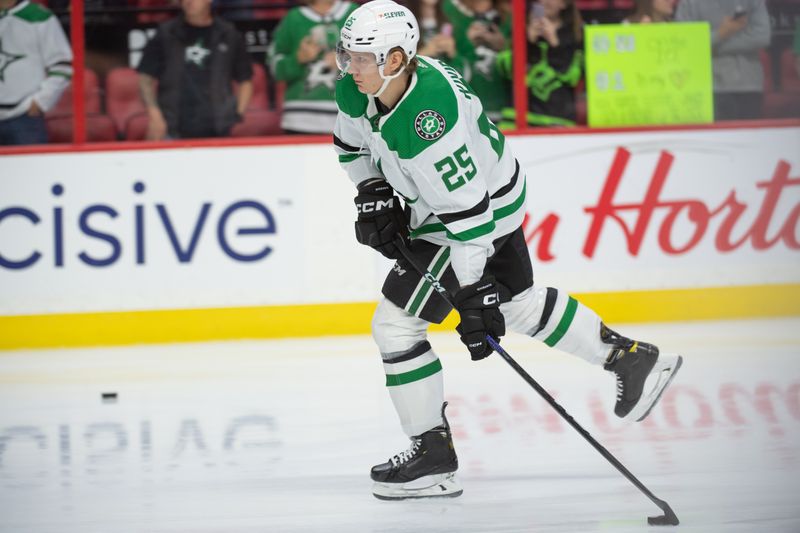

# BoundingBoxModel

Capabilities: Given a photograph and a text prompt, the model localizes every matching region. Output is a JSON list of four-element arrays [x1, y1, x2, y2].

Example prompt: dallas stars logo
[[414, 110, 445, 140], [185, 40, 211, 67], [0, 38, 25, 82]]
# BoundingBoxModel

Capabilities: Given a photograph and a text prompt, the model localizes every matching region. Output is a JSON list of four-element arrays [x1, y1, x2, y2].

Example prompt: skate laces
[[615, 373, 624, 400], [390, 438, 421, 467]]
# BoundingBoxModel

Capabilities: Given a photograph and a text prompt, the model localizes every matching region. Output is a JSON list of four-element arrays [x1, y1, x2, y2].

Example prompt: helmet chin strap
[[372, 62, 405, 98]]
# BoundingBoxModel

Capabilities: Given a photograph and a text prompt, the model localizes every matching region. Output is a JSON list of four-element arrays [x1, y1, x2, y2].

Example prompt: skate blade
[[372, 472, 463, 501], [627, 353, 683, 422]]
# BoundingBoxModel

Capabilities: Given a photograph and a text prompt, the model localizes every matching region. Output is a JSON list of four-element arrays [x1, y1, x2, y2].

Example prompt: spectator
[[675, 0, 771, 121], [137, 0, 253, 140], [0, 0, 72, 145], [496, 0, 583, 128], [406, 0, 461, 69], [442, 0, 510, 121], [623, 0, 675, 24], [268, 0, 357, 134]]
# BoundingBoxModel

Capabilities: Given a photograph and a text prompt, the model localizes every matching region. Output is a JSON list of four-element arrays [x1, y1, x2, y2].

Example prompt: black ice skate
[[371, 402, 462, 500], [602, 324, 683, 422]]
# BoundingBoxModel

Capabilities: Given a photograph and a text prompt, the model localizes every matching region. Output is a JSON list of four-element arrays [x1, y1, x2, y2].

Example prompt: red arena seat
[[46, 114, 117, 143], [231, 109, 283, 137], [233, 63, 270, 111], [47, 68, 101, 118], [106, 67, 147, 136], [249, 62, 269, 110], [124, 112, 150, 141]]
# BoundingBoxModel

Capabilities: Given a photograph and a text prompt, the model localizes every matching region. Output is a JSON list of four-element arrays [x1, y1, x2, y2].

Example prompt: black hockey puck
[[101, 392, 118, 403]]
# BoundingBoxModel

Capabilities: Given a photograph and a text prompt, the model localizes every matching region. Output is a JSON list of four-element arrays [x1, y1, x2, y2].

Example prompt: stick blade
[[648, 508, 680, 526]]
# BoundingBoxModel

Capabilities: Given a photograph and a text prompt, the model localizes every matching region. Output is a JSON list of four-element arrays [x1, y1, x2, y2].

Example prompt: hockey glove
[[453, 277, 505, 361], [354, 179, 409, 260]]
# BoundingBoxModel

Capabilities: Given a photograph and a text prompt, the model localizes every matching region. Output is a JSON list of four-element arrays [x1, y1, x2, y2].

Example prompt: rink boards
[[1, 124, 799, 348]]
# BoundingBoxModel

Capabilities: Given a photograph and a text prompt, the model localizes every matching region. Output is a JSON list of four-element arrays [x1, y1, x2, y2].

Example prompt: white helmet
[[337, 0, 419, 96]]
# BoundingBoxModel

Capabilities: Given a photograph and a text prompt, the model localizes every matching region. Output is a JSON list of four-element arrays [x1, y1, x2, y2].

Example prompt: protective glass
[[335, 42, 380, 74]]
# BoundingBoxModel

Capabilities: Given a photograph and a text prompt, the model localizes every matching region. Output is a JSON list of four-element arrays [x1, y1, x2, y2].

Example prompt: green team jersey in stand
[[441, 0, 510, 121], [268, 1, 357, 132], [333, 57, 525, 285]]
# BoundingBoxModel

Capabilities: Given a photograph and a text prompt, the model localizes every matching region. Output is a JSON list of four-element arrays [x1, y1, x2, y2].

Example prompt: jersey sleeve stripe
[[409, 181, 526, 240], [490, 160, 519, 200], [449, 220, 497, 242], [338, 153, 364, 163], [493, 181, 526, 220], [333, 134, 362, 153], [437, 193, 489, 225]]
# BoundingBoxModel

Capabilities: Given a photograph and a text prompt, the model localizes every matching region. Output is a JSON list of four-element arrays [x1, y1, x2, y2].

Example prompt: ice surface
[[0, 318, 798, 532]]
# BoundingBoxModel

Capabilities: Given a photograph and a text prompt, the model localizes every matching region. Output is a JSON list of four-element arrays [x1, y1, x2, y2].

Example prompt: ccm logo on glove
[[356, 198, 394, 214], [353, 179, 409, 260]]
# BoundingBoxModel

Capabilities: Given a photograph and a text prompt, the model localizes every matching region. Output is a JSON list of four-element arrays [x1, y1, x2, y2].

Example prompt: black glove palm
[[453, 277, 505, 361], [354, 179, 409, 260]]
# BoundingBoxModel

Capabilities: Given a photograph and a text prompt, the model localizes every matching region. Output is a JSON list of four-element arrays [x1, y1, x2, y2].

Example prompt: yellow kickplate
[[1, 284, 798, 350]]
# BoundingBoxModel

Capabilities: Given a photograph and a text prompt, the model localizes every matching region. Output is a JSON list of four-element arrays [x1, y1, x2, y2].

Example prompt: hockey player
[[333, 0, 682, 500]]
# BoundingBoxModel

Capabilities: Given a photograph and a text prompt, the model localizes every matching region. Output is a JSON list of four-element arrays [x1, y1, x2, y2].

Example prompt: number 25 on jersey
[[435, 144, 476, 192]]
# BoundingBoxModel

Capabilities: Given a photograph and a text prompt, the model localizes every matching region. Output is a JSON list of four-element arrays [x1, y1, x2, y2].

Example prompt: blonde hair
[[388, 46, 419, 75]]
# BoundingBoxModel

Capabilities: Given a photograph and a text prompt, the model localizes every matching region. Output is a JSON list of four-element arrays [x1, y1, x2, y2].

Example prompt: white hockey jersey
[[334, 56, 526, 285], [0, 0, 73, 120]]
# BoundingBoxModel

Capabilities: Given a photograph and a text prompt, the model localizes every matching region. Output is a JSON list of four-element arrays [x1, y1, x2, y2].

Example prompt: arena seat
[[46, 114, 117, 143], [231, 109, 283, 137], [233, 63, 270, 111], [124, 112, 150, 141], [761, 48, 800, 118], [106, 67, 146, 136], [249, 62, 269, 110], [47, 68, 101, 118]]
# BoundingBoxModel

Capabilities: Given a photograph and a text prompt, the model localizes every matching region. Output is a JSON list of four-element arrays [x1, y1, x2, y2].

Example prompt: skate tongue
[[604, 348, 625, 368]]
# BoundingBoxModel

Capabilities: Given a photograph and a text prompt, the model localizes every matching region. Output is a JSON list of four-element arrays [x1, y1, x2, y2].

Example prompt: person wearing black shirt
[[496, 0, 583, 128], [137, 0, 253, 140]]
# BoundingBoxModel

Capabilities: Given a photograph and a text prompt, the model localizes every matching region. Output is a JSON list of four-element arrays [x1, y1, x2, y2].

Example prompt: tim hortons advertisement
[[507, 126, 800, 292]]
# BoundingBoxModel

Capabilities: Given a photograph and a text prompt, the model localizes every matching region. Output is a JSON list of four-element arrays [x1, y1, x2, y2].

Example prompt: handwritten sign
[[585, 23, 713, 127]]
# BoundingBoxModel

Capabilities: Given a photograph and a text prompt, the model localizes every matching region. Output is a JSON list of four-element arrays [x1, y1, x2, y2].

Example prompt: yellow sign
[[585, 23, 713, 127]]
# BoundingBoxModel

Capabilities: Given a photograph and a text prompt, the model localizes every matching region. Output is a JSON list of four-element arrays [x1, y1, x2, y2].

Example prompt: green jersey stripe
[[493, 181, 527, 220], [338, 153, 363, 163], [450, 219, 496, 241], [385, 359, 443, 386], [46, 71, 72, 79], [409, 181, 526, 239], [543, 297, 578, 347]]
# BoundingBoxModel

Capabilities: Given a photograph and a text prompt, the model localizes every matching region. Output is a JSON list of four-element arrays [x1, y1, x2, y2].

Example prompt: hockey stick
[[393, 238, 679, 526]]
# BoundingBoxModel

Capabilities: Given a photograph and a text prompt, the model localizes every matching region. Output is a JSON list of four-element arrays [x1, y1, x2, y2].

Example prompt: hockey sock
[[382, 340, 445, 437], [531, 288, 609, 365]]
